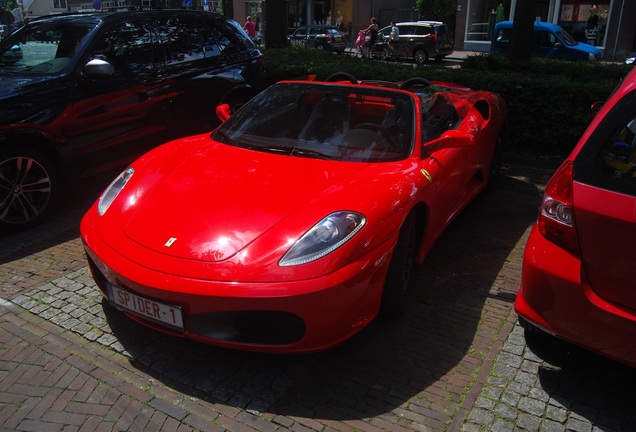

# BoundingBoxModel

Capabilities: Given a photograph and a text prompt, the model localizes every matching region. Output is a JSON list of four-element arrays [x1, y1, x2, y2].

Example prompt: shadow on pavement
[[524, 329, 636, 430]]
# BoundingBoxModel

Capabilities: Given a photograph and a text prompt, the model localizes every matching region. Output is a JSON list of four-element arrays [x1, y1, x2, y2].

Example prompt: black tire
[[394, 46, 410, 63], [413, 48, 429, 64], [485, 133, 504, 193], [0, 145, 59, 233], [380, 213, 417, 317]]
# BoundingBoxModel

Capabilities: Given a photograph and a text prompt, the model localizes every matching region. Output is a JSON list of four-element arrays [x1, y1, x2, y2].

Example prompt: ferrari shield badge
[[421, 169, 432, 183]]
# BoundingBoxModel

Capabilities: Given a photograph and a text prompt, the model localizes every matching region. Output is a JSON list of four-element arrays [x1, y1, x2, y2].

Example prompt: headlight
[[98, 167, 134, 216], [279, 211, 366, 266]]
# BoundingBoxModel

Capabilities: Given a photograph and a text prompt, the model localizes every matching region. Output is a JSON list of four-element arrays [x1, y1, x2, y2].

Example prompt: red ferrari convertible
[[81, 73, 506, 353]]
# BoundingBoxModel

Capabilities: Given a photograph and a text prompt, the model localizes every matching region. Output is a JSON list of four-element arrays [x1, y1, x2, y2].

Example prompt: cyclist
[[388, 21, 400, 57]]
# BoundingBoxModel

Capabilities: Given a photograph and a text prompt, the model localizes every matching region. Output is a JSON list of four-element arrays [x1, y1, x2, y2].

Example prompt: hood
[[0, 74, 58, 99], [125, 144, 366, 262], [0, 75, 66, 124], [574, 41, 601, 56]]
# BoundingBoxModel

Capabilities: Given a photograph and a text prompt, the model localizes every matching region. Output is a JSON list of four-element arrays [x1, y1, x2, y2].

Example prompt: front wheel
[[380, 213, 418, 317], [0, 145, 59, 233]]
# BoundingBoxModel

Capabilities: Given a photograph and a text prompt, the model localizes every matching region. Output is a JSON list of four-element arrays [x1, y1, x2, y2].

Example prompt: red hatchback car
[[81, 73, 506, 353], [515, 66, 636, 367]]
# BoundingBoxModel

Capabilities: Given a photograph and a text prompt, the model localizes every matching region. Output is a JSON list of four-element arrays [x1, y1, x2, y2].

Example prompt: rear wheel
[[380, 213, 417, 317], [394, 46, 410, 63], [414, 48, 429, 64], [0, 145, 59, 233], [485, 133, 504, 192]]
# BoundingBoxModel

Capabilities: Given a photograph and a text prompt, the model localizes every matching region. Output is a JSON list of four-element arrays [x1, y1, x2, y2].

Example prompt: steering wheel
[[326, 72, 358, 84], [354, 123, 399, 150], [399, 77, 432, 90]]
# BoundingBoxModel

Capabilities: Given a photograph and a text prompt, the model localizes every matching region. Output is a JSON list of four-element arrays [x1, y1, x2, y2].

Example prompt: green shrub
[[262, 47, 633, 154]]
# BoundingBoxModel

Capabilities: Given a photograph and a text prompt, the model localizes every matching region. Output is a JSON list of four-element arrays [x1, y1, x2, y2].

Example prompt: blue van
[[491, 21, 600, 61]]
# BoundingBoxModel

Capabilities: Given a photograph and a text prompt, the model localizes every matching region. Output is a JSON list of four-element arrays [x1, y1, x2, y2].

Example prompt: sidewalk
[[2, 152, 635, 431]]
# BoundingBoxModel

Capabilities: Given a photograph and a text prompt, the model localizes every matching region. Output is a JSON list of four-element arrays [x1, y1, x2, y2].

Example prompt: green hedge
[[262, 47, 633, 154]]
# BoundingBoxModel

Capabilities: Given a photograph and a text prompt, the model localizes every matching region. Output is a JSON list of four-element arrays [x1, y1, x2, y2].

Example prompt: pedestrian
[[361, 17, 379, 57], [243, 16, 257, 43]]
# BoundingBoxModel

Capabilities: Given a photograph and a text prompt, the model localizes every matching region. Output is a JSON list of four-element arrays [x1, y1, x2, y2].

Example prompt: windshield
[[0, 20, 95, 74], [556, 29, 578, 46], [213, 82, 415, 163]]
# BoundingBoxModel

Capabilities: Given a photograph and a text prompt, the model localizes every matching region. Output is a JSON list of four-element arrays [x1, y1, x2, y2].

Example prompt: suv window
[[159, 16, 207, 64], [575, 91, 636, 197], [415, 25, 433, 36], [397, 25, 416, 36], [93, 21, 156, 76]]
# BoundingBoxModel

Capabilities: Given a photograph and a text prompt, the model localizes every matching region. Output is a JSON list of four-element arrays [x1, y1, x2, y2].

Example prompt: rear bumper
[[515, 226, 636, 368]]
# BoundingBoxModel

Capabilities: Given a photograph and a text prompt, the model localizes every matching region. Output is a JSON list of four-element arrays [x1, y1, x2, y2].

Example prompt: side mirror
[[84, 58, 114, 77], [216, 103, 232, 122], [423, 130, 475, 152]]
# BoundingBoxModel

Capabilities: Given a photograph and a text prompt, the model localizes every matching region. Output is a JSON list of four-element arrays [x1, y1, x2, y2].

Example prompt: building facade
[[234, 0, 635, 61], [457, 0, 635, 61]]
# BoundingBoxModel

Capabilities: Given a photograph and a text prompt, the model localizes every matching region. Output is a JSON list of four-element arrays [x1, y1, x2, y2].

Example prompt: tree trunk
[[264, 0, 288, 48], [509, 0, 537, 62]]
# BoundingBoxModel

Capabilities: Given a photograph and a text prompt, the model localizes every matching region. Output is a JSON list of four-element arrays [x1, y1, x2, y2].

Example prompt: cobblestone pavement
[[1, 152, 635, 432]]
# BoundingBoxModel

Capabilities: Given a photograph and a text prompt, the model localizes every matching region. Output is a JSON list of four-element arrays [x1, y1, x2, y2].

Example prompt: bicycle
[[367, 36, 410, 63]]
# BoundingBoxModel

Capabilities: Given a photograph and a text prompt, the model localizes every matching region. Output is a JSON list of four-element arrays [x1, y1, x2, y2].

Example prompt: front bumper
[[81, 218, 396, 354]]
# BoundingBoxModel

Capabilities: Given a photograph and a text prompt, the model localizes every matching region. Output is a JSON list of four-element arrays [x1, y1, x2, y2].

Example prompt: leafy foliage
[[262, 47, 632, 154]]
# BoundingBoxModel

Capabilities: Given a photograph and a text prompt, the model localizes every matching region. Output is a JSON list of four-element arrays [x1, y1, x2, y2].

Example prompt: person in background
[[388, 21, 399, 56], [243, 16, 257, 43], [361, 17, 379, 57]]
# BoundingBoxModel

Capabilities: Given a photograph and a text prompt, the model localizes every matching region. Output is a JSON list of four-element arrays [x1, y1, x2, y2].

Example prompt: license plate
[[106, 283, 184, 331]]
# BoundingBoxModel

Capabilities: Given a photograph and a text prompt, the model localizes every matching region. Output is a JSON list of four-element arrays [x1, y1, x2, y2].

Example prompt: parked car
[[0, 10, 266, 233], [81, 72, 507, 353], [491, 20, 600, 61], [515, 66, 636, 367], [287, 26, 346, 53], [377, 21, 454, 64]]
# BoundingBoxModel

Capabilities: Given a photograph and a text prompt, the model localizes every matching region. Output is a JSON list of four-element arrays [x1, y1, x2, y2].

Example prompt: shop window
[[558, 2, 609, 46]]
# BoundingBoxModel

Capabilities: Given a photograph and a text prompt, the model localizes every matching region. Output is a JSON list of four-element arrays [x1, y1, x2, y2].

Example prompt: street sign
[[182, 0, 192, 7]]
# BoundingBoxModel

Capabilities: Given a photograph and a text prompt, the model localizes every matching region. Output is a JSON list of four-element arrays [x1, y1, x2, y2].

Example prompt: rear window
[[574, 90, 636, 198], [415, 25, 433, 36]]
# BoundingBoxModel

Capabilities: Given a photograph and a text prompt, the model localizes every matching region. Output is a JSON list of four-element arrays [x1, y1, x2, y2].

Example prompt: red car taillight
[[325, 35, 333, 42], [430, 34, 437, 43], [537, 161, 581, 256]]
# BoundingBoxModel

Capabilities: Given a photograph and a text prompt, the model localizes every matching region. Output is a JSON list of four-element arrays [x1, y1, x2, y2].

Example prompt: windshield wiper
[[291, 148, 334, 160]]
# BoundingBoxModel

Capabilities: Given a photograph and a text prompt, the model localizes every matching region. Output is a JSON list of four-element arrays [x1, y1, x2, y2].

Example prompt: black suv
[[377, 21, 454, 63], [287, 26, 347, 53], [0, 10, 266, 232]]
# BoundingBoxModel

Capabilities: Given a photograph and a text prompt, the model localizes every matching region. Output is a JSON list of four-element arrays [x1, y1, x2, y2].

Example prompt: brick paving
[[1, 152, 635, 431]]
